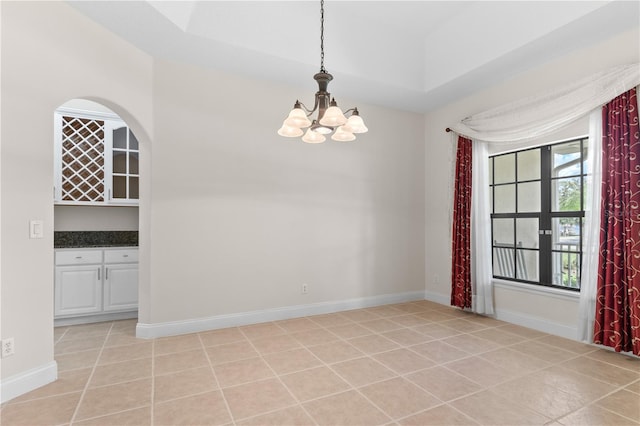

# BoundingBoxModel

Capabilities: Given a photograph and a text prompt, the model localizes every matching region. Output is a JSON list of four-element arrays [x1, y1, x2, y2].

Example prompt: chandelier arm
[[341, 108, 357, 116], [296, 100, 318, 116]]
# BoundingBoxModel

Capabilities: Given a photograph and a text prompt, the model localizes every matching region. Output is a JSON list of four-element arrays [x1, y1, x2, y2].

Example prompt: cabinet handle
[[98, 268, 101, 280], [123, 254, 129, 257], [105, 267, 109, 280], [75, 256, 82, 259]]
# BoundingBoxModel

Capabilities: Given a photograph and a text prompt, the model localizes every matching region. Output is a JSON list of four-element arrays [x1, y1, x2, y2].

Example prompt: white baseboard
[[136, 291, 426, 339], [424, 291, 450, 306], [55, 310, 137, 327], [1, 361, 57, 403], [495, 308, 578, 340]]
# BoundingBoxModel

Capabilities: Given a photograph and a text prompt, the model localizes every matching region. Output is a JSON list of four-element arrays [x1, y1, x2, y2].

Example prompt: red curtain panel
[[451, 136, 473, 309], [594, 88, 640, 355]]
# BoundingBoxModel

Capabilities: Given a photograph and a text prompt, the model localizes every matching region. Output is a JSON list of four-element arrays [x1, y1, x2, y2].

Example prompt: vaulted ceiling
[[69, 1, 639, 112]]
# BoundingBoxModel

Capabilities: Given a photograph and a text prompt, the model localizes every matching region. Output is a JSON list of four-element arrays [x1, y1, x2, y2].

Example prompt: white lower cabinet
[[54, 247, 138, 318]]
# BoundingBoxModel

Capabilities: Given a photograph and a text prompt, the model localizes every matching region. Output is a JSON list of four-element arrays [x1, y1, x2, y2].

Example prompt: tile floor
[[1, 300, 639, 425]]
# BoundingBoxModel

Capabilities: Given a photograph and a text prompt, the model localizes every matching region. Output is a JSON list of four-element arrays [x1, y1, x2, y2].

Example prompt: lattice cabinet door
[[55, 114, 106, 203]]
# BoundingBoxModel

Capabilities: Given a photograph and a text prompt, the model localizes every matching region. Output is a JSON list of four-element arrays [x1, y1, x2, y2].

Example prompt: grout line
[[68, 321, 115, 425], [198, 332, 236, 426]]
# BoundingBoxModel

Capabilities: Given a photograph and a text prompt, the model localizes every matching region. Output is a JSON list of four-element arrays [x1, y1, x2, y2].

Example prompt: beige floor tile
[[56, 350, 100, 372], [491, 374, 592, 419], [10, 368, 91, 403], [450, 390, 550, 425], [274, 317, 319, 333], [59, 325, 111, 342], [596, 389, 640, 421], [154, 391, 231, 425], [445, 356, 517, 387], [205, 340, 259, 365], [237, 405, 315, 426], [250, 334, 302, 355], [74, 378, 151, 421], [365, 305, 405, 318], [104, 333, 145, 348], [536, 335, 597, 354], [412, 323, 461, 339], [223, 378, 296, 420], [407, 366, 483, 401], [340, 309, 381, 322], [290, 328, 339, 347], [560, 356, 640, 387], [54, 336, 106, 355], [510, 339, 579, 364], [440, 318, 491, 333], [557, 404, 639, 425], [0, 392, 81, 426], [154, 333, 202, 355], [442, 334, 501, 355], [307, 313, 353, 328], [89, 358, 152, 388], [326, 323, 373, 339], [586, 348, 640, 371], [497, 324, 549, 339], [470, 327, 527, 346], [391, 302, 428, 314], [214, 357, 274, 387], [280, 366, 350, 402], [262, 347, 322, 375], [154, 348, 208, 376], [533, 366, 617, 401], [154, 366, 218, 403], [360, 377, 441, 419], [109, 319, 138, 335], [479, 347, 551, 374], [239, 322, 286, 340], [303, 389, 390, 425], [199, 327, 246, 347], [466, 314, 507, 327], [626, 379, 640, 394], [307, 340, 364, 364], [73, 406, 151, 425], [382, 328, 432, 346], [410, 340, 470, 364], [361, 318, 405, 333], [331, 357, 396, 387], [416, 310, 458, 322], [388, 314, 433, 327], [373, 348, 434, 374], [98, 342, 152, 365], [347, 334, 400, 354], [54, 326, 69, 341], [399, 404, 478, 425]]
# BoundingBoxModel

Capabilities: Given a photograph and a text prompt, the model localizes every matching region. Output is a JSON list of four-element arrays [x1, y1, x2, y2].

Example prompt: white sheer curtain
[[577, 110, 603, 343], [471, 141, 494, 314]]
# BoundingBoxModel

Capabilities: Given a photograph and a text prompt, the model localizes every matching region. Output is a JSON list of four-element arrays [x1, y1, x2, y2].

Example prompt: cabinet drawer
[[104, 249, 138, 264], [55, 250, 102, 265]]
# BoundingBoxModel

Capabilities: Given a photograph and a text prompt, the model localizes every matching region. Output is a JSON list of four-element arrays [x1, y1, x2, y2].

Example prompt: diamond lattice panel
[[61, 116, 105, 202]]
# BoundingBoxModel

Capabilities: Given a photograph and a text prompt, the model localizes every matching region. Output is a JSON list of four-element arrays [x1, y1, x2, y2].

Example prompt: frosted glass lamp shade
[[331, 126, 356, 142], [277, 122, 304, 137], [284, 107, 312, 128], [302, 129, 326, 144], [346, 114, 368, 133], [319, 105, 347, 126]]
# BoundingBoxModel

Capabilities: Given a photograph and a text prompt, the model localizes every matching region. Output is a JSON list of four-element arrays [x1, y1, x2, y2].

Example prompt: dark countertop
[[54, 231, 138, 248]]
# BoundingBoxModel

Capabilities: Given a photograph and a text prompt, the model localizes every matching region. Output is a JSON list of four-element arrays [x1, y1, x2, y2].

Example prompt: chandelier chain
[[320, 0, 325, 73]]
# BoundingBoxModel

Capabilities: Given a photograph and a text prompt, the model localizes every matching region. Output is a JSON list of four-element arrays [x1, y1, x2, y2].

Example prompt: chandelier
[[277, 0, 368, 143]]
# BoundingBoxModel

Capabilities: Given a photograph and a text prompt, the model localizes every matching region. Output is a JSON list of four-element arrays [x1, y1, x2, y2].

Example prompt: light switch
[[29, 220, 44, 239]]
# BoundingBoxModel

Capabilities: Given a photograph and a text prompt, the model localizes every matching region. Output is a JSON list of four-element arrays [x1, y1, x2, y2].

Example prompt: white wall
[[142, 58, 426, 325], [424, 28, 640, 338], [54, 206, 138, 231], [0, 1, 153, 399]]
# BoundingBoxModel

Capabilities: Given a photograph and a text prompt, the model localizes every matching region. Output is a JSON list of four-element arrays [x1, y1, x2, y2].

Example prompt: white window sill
[[493, 278, 580, 302]]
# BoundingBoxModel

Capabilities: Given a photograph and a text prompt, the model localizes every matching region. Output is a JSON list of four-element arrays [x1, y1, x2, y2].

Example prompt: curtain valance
[[449, 63, 640, 143]]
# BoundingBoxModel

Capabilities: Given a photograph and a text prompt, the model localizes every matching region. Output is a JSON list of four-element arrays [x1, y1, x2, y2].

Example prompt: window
[[490, 137, 588, 290]]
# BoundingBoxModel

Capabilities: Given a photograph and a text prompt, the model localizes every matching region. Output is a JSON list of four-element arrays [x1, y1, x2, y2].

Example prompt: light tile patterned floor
[[2, 300, 639, 425]]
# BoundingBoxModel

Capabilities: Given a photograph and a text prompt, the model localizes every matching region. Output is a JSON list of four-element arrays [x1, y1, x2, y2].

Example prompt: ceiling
[[68, 1, 639, 113]]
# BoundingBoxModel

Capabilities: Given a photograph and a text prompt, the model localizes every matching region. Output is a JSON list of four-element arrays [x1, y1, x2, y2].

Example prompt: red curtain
[[451, 136, 473, 309], [593, 88, 640, 355]]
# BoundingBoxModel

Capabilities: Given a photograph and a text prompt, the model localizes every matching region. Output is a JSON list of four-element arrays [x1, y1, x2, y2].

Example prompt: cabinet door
[[103, 264, 138, 312], [55, 265, 102, 317]]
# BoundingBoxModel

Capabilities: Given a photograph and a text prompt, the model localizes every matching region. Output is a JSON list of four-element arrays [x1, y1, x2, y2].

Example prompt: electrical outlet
[[301, 283, 308, 294], [2, 338, 15, 357]]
